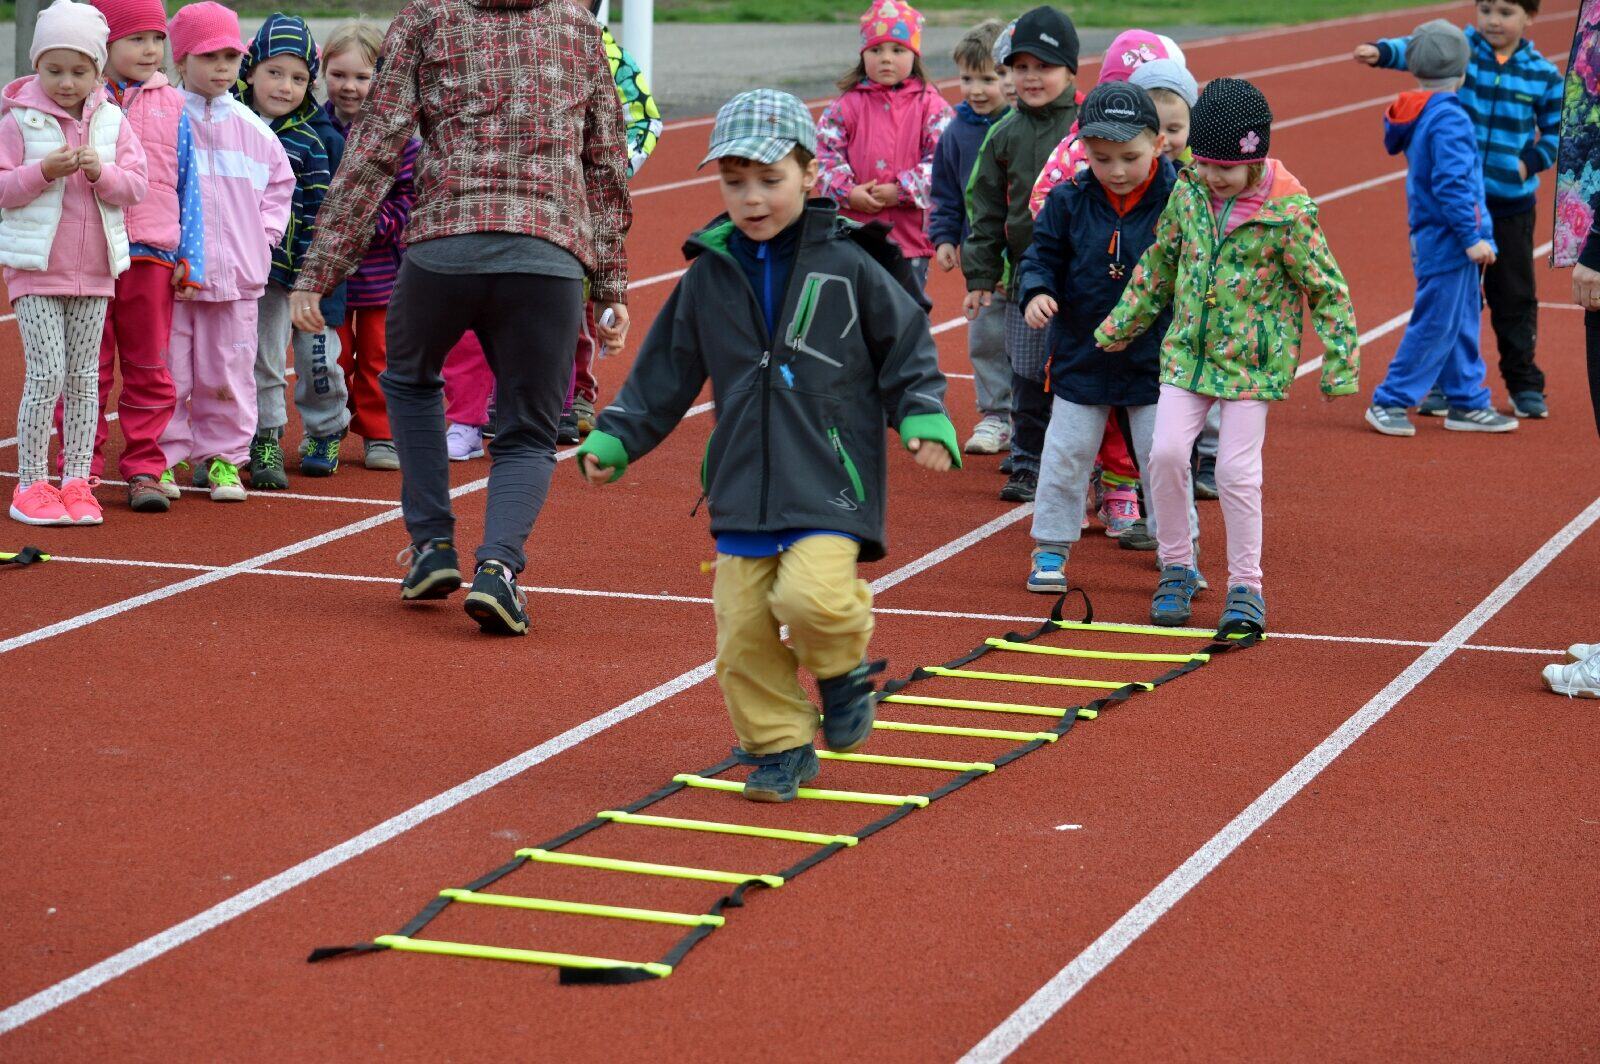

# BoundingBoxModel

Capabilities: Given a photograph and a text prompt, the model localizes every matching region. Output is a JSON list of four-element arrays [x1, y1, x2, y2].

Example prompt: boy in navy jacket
[[1366, 21, 1517, 437], [930, 20, 1012, 454], [1357, 0, 1561, 417], [1017, 82, 1193, 592]]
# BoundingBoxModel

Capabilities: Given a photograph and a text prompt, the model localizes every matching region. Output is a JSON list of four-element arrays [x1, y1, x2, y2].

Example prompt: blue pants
[[1373, 263, 1491, 410]]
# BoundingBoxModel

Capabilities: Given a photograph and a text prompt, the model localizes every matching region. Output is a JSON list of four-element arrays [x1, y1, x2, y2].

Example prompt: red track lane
[[2, 4, 1597, 1058]]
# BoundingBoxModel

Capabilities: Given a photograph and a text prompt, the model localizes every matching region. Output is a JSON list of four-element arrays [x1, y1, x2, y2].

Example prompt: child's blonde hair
[[323, 20, 384, 67]]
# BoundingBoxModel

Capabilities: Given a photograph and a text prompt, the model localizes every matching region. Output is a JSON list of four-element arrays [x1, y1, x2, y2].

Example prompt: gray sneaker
[[364, 439, 401, 470], [739, 744, 822, 803], [1444, 407, 1518, 433], [1418, 387, 1448, 416], [964, 414, 1012, 454], [1365, 404, 1415, 437]]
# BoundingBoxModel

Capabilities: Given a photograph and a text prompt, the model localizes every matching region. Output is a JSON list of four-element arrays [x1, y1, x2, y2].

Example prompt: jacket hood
[[955, 100, 1008, 126], [1383, 90, 1448, 156], [2, 75, 105, 122]]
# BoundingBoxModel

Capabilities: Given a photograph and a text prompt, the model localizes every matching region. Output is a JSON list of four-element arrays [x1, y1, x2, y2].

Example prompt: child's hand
[[175, 284, 197, 301], [1353, 44, 1380, 65], [962, 289, 991, 320], [580, 452, 614, 485], [935, 244, 960, 272], [77, 146, 101, 182], [41, 146, 79, 181], [847, 186, 883, 214], [871, 182, 901, 207], [1025, 294, 1057, 329], [596, 303, 629, 355], [1467, 240, 1496, 266], [1099, 337, 1130, 352], [907, 437, 953, 472]]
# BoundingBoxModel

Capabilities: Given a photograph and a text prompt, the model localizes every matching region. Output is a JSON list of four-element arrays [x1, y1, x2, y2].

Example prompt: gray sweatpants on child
[[1195, 403, 1222, 462], [969, 292, 1011, 418], [254, 283, 351, 439], [1032, 397, 1199, 556]]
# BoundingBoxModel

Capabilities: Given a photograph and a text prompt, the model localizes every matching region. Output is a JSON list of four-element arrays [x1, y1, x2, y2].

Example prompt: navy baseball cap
[[1078, 81, 1160, 141]]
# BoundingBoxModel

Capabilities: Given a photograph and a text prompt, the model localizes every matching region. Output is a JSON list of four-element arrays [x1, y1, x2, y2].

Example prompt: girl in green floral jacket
[[1096, 77, 1359, 636]]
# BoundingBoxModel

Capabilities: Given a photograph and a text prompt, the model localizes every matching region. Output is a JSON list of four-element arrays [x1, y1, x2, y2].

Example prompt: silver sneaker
[[1365, 404, 1415, 437], [364, 439, 401, 471], [963, 415, 1012, 455], [1444, 407, 1517, 433]]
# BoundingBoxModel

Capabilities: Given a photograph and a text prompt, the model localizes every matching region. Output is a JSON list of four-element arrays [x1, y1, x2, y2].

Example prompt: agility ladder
[[309, 593, 1261, 983]]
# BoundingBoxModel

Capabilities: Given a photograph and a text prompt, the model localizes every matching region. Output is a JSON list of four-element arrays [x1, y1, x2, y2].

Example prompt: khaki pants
[[712, 535, 874, 756]]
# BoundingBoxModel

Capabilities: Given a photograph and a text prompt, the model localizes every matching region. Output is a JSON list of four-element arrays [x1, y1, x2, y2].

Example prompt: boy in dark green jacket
[[576, 90, 960, 802]]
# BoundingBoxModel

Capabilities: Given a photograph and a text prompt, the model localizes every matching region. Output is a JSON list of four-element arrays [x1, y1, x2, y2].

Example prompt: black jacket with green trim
[[583, 199, 957, 563]]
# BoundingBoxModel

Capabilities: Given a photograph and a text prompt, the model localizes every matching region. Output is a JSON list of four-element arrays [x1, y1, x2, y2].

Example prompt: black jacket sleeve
[[593, 277, 708, 464]]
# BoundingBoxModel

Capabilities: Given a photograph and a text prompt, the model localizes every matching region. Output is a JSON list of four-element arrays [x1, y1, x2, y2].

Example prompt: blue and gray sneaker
[[1218, 584, 1267, 637], [1418, 387, 1448, 416], [817, 659, 885, 753], [738, 744, 821, 803], [1511, 391, 1548, 419], [1027, 549, 1068, 593], [1365, 404, 1415, 437], [301, 434, 342, 476], [1151, 563, 1203, 627], [1443, 407, 1517, 433]]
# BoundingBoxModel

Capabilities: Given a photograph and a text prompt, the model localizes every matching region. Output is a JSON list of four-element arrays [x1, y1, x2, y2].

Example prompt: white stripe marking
[[960, 493, 1600, 1062]]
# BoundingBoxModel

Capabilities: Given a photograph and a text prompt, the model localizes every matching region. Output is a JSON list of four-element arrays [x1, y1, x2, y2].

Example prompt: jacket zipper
[[1191, 193, 1238, 391], [828, 427, 866, 502]]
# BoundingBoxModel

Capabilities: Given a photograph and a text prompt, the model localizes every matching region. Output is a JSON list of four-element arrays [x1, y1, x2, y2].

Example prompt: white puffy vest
[[0, 102, 130, 276]]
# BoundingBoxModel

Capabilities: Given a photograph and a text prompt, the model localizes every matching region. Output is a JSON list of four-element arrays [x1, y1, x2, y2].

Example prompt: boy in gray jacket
[[576, 90, 960, 802]]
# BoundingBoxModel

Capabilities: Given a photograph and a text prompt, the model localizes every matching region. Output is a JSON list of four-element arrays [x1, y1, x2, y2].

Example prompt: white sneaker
[[963, 415, 1012, 455], [1565, 642, 1600, 662], [1543, 650, 1600, 697], [446, 422, 484, 462]]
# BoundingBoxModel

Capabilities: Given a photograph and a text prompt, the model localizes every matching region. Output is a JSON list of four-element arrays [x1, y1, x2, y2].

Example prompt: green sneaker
[[249, 433, 288, 490], [158, 462, 187, 500], [301, 435, 341, 477], [207, 457, 247, 502]]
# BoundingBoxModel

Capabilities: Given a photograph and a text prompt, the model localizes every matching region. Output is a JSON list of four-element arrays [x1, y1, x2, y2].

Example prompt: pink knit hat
[[167, 0, 243, 61], [91, 0, 168, 45], [1098, 29, 1186, 84], [859, 0, 923, 56]]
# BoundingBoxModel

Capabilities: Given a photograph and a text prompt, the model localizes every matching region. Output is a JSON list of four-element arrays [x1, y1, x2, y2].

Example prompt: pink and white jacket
[[816, 78, 952, 261], [181, 88, 293, 303], [0, 76, 147, 299]]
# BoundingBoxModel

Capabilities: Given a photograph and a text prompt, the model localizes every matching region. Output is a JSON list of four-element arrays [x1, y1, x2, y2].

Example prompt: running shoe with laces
[[464, 559, 528, 635], [399, 538, 462, 600], [207, 458, 247, 502], [249, 433, 288, 489], [158, 463, 188, 500], [999, 467, 1037, 503], [301, 435, 342, 476], [963, 414, 1012, 455], [9, 480, 72, 525], [1027, 549, 1068, 593], [1565, 642, 1600, 662], [58, 477, 103, 525], [127, 473, 171, 513], [1444, 407, 1518, 433], [1098, 487, 1139, 537], [1542, 649, 1600, 698]]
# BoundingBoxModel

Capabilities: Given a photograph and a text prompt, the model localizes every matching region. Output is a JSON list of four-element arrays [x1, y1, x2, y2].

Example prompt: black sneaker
[[1193, 455, 1218, 500], [249, 432, 288, 490], [999, 467, 1037, 503], [464, 559, 528, 635], [738, 744, 821, 803], [1118, 517, 1157, 551], [398, 538, 461, 600], [556, 411, 581, 445], [817, 659, 886, 753]]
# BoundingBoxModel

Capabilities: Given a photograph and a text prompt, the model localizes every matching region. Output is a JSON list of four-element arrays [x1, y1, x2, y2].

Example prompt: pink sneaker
[[1098, 487, 1140, 538], [59, 477, 104, 525], [10, 480, 72, 526]]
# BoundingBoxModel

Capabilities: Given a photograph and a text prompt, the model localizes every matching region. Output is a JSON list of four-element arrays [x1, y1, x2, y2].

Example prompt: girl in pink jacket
[[156, 1, 293, 503], [816, 0, 952, 292], [1, 0, 148, 527]]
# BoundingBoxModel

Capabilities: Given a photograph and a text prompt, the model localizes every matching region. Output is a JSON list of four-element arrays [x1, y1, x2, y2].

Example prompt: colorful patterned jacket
[[295, 0, 633, 304], [600, 26, 661, 178], [1095, 162, 1360, 402], [1554, 0, 1600, 267]]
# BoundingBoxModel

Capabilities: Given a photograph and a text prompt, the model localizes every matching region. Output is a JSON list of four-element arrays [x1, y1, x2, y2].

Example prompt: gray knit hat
[[1130, 58, 1198, 108], [1405, 19, 1470, 82]]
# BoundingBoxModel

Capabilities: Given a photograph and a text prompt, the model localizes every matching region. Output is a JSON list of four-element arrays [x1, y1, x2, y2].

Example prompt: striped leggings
[[14, 294, 108, 486]]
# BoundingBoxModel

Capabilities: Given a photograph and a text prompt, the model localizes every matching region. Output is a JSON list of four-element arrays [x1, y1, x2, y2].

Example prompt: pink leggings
[[1146, 383, 1269, 592]]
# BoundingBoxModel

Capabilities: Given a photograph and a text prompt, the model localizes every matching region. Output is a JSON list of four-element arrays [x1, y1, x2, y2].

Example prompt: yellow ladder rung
[[515, 848, 784, 888], [883, 693, 1098, 721], [817, 751, 994, 773], [438, 889, 724, 927], [374, 934, 672, 977], [985, 637, 1207, 663], [873, 720, 1059, 743], [922, 665, 1153, 691], [1053, 619, 1218, 640], [673, 774, 930, 808], [599, 810, 857, 847]]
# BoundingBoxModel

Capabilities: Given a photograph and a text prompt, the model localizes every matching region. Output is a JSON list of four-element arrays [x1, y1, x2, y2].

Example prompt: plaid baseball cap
[[698, 90, 818, 169]]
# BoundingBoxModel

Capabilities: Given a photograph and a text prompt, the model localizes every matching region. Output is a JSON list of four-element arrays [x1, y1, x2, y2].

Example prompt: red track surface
[[2, 5, 1597, 1058]]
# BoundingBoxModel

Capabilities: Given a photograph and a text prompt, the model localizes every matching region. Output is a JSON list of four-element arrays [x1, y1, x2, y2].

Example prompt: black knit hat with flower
[[1188, 77, 1273, 165]]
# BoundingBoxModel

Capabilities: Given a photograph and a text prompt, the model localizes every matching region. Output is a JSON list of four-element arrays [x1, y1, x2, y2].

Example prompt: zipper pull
[[759, 349, 771, 368]]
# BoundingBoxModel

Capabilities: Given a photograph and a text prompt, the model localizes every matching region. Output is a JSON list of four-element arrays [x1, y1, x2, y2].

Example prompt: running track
[[0, 4, 1596, 1058]]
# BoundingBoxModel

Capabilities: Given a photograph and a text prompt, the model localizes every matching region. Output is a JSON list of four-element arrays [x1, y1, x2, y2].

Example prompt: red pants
[[1098, 414, 1137, 487], [442, 330, 493, 426], [80, 260, 177, 479], [566, 302, 598, 409], [337, 305, 391, 440]]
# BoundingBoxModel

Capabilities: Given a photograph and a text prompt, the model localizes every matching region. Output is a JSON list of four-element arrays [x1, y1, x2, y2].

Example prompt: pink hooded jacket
[[816, 77, 952, 261], [0, 75, 148, 298]]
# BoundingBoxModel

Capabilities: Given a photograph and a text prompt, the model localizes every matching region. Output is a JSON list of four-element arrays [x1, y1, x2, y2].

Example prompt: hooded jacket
[[0, 76, 147, 298], [816, 77, 954, 261], [295, 0, 632, 304], [961, 87, 1080, 292], [580, 201, 958, 563], [1017, 159, 1176, 406], [1096, 162, 1360, 402], [928, 99, 1009, 249], [1384, 90, 1494, 278]]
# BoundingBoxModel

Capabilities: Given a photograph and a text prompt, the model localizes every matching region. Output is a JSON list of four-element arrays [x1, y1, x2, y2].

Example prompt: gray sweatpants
[[1032, 397, 1198, 556], [969, 292, 1011, 418], [1195, 403, 1222, 461], [255, 283, 351, 439]]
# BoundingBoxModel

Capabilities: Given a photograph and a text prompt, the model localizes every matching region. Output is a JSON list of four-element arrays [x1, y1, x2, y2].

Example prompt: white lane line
[[1318, 169, 1405, 204], [960, 493, 1600, 1063], [0, 400, 712, 658], [632, 174, 718, 197], [0, 503, 1034, 1037]]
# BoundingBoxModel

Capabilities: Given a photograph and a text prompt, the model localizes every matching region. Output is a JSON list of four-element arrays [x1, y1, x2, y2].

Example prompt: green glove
[[574, 430, 629, 483], [898, 412, 963, 470]]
